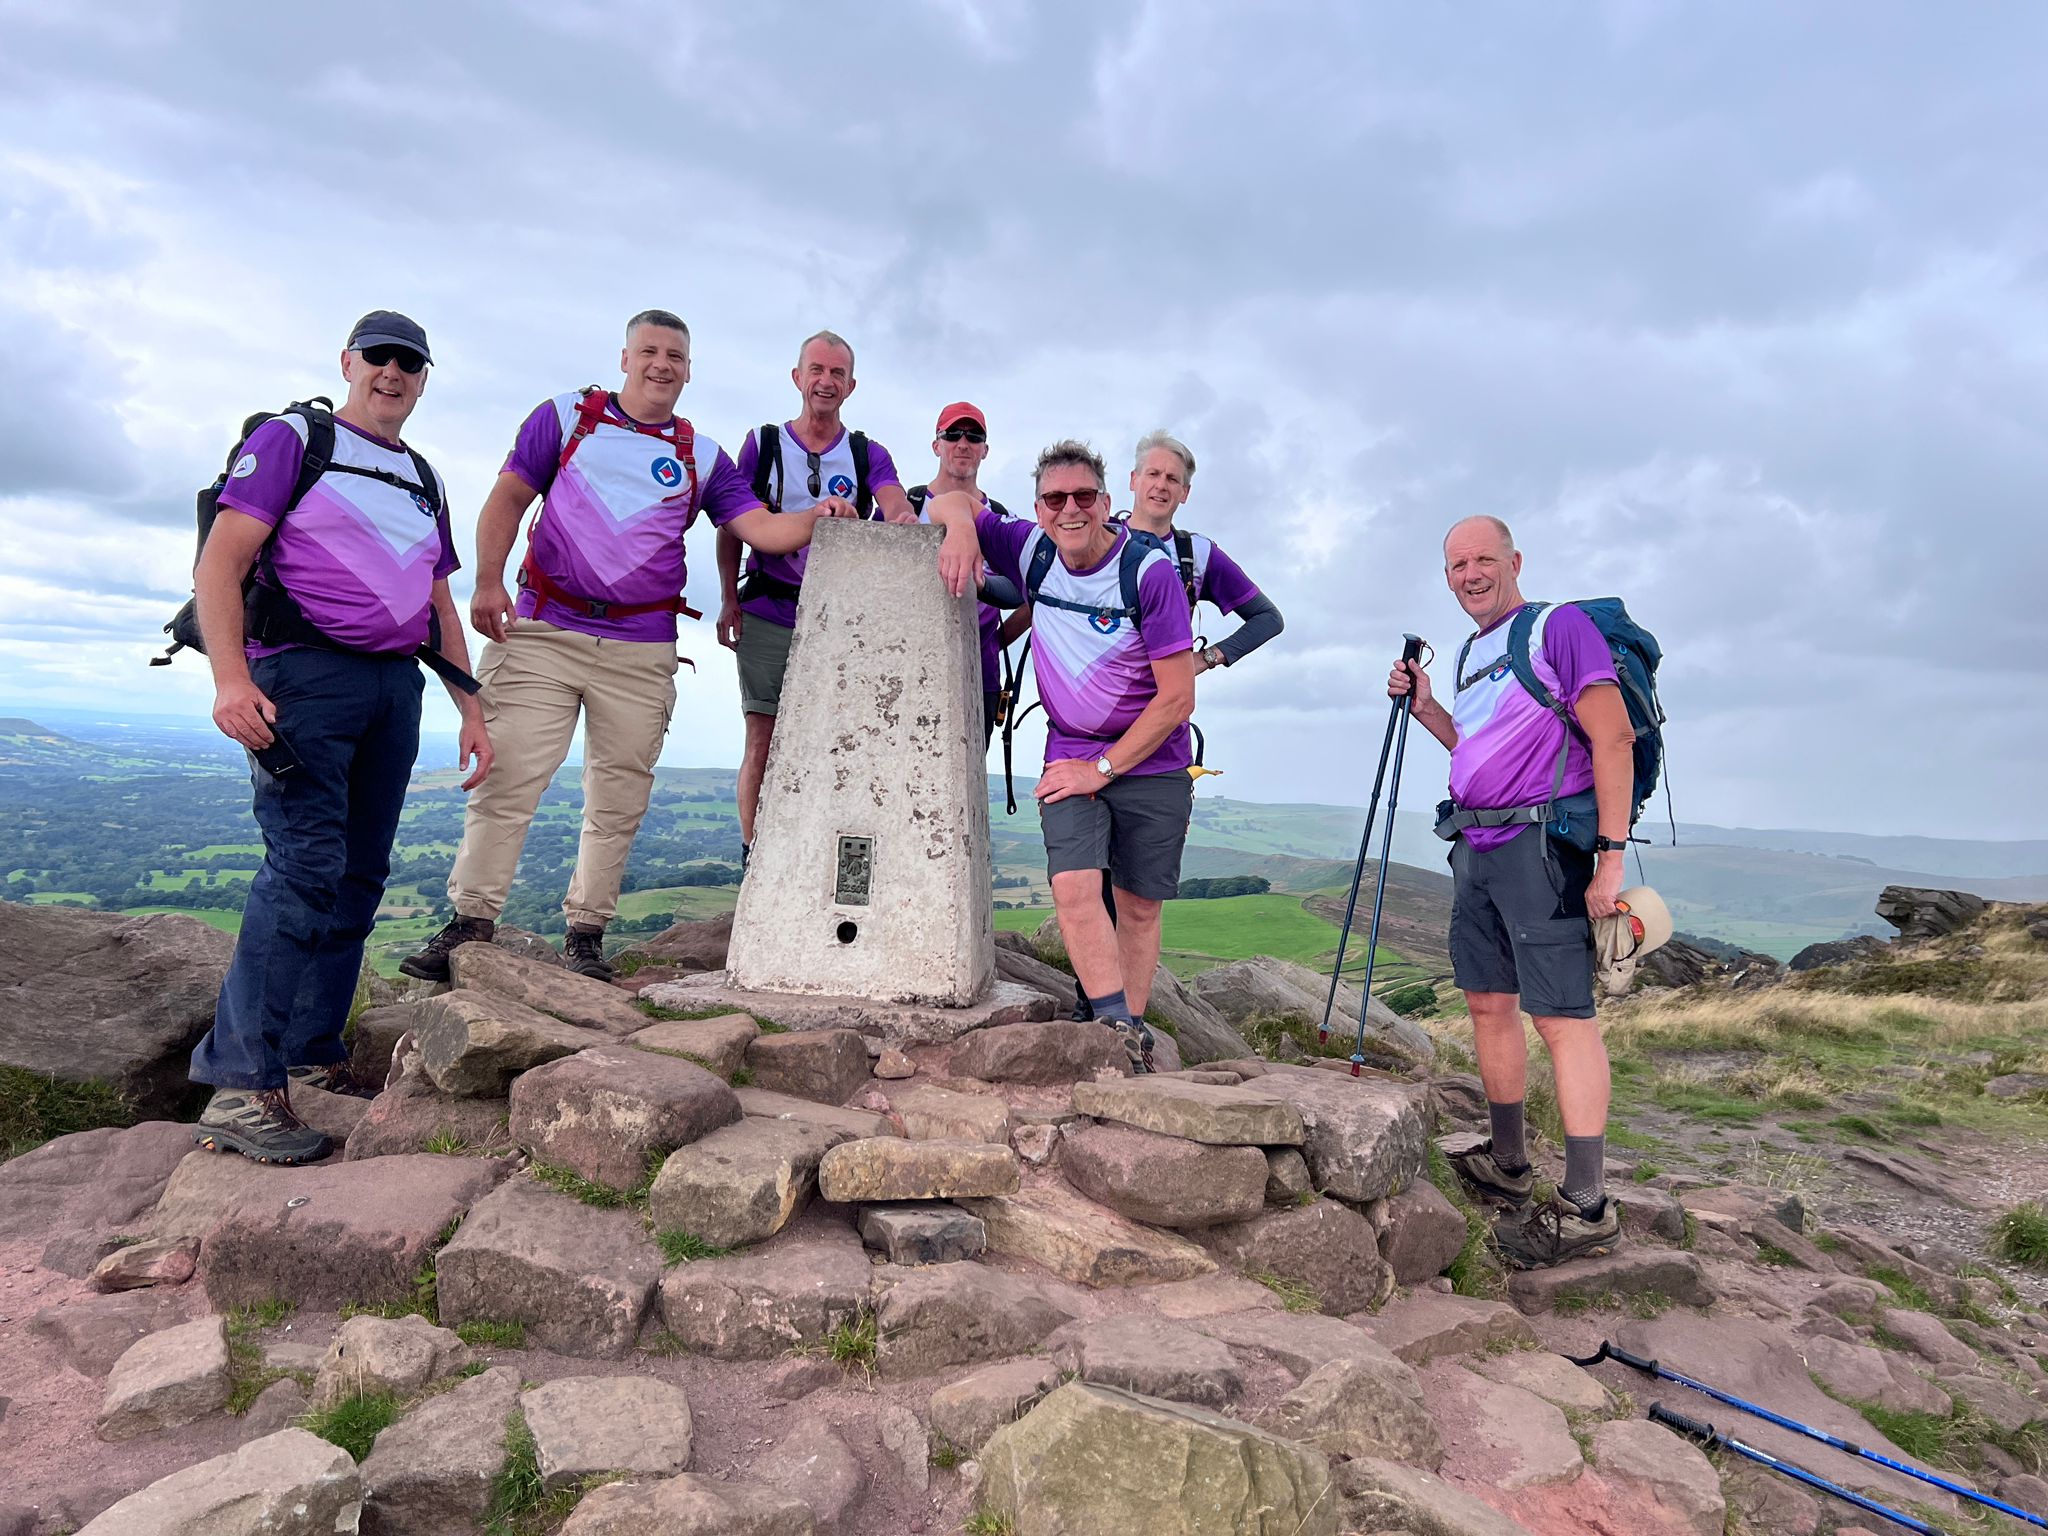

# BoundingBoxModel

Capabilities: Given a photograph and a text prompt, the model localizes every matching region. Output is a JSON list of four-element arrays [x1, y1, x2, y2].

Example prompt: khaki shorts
[[735, 615, 795, 716]]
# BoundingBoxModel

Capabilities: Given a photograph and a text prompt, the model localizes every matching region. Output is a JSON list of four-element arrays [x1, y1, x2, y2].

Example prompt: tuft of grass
[[825, 1311, 879, 1374], [1248, 1270, 1323, 1314], [1828, 1113, 1885, 1139], [456, 1319, 526, 1350], [1238, 1008, 1414, 1072], [642, 1330, 688, 1358], [655, 1229, 731, 1266], [0, 1066, 136, 1160], [930, 1434, 964, 1470], [484, 1411, 545, 1534], [1426, 1143, 1506, 1301], [1552, 1287, 1674, 1321], [1866, 1268, 1937, 1313], [729, 1067, 755, 1087], [1886, 1103, 1944, 1128], [299, 1390, 402, 1462], [1990, 1201, 2048, 1270], [422, 1130, 469, 1155], [754, 1018, 789, 1034], [456, 1360, 489, 1378], [530, 1161, 630, 1208], [1631, 1163, 1664, 1183], [1753, 1242, 1798, 1269], [224, 1299, 300, 1415], [964, 1512, 1017, 1536]]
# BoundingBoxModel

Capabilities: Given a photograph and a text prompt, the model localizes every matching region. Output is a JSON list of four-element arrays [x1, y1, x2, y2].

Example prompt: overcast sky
[[4, 1, 2045, 839]]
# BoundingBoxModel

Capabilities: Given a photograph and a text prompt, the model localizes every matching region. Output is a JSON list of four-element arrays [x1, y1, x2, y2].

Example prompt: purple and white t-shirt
[[1448, 602, 1619, 851], [978, 511, 1195, 776], [503, 392, 758, 643], [913, 485, 1008, 693], [733, 423, 902, 629], [219, 416, 456, 658]]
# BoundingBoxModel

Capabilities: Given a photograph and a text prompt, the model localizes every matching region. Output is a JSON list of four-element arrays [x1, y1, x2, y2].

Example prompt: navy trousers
[[190, 649, 422, 1090]]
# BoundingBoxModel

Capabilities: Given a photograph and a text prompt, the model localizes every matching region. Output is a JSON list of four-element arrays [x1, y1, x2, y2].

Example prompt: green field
[[181, 843, 263, 858], [144, 868, 252, 891], [995, 892, 1401, 981], [613, 886, 741, 922], [25, 891, 96, 904], [121, 905, 244, 934]]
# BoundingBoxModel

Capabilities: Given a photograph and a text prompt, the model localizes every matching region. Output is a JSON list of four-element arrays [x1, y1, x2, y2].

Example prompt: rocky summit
[[3, 896, 2047, 1536]]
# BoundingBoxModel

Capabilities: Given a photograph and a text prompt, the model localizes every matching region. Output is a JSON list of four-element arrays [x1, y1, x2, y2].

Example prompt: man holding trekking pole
[[1389, 515, 1635, 1268]]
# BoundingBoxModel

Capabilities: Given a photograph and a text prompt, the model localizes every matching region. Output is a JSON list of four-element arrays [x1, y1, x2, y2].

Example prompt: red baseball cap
[[935, 402, 986, 434]]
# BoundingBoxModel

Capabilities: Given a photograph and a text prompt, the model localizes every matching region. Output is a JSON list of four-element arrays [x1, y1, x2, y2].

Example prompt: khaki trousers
[[447, 619, 678, 929]]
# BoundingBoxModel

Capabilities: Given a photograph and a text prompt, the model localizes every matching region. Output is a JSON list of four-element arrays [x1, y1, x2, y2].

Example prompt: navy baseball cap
[[347, 310, 433, 365]]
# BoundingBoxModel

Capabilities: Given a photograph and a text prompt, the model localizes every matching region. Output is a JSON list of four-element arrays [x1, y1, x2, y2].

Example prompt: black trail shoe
[[564, 925, 614, 982], [1104, 1017, 1158, 1075], [398, 915, 496, 982], [287, 1062, 378, 1100], [1495, 1194, 1623, 1270], [1447, 1138, 1536, 1207], [194, 1087, 330, 1164]]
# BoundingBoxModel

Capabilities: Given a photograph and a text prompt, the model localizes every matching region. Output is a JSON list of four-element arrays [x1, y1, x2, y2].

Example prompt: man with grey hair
[[405, 310, 846, 982], [717, 330, 915, 865], [926, 440, 1198, 1072], [1387, 514, 1634, 1268]]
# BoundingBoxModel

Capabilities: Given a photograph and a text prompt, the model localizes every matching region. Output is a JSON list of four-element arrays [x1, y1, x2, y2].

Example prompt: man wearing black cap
[[187, 311, 491, 1164], [907, 402, 1022, 745]]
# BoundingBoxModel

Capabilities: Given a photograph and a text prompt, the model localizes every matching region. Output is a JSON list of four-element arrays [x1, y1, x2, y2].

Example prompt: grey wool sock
[[1487, 1100, 1529, 1172], [1087, 990, 1131, 1023], [1562, 1134, 1607, 1216]]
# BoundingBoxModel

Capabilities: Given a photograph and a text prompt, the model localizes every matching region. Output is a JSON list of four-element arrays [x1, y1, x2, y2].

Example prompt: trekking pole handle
[[1400, 633, 1425, 665], [1604, 1343, 1657, 1374], [1649, 1404, 1720, 1446]]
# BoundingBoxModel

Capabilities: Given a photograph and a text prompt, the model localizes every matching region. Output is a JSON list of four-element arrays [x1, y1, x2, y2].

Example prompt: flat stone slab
[[1592, 1418, 1726, 1536], [817, 1136, 1018, 1201], [637, 975, 1055, 1044], [875, 1263, 1075, 1377], [0, 1121, 197, 1265], [979, 1382, 1337, 1536], [1061, 1122, 1268, 1229], [160, 1151, 511, 1312], [960, 1182, 1216, 1287], [98, 1315, 230, 1441], [1260, 1350, 1443, 1468], [1149, 1274, 1287, 1319], [1051, 1314, 1245, 1408], [948, 1018, 1129, 1084], [735, 1087, 899, 1140], [1352, 1291, 1539, 1365], [25, 1288, 196, 1377], [625, 1013, 759, 1078], [1334, 1457, 1533, 1536], [1508, 1248, 1715, 1315], [510, 1044, 740, 1191], [1474, 1348, 1613, 1412], [449, 942, 650, 1035], [885, 1081, 1011, 1143], [412, 988, 598, 1097], [1071, 1076, 1305, 1146], [752, 1412, 864, 1535], [522, 1376, 694, 1491], [343, 1070, 515, 1160], [91, 1235, 198, 1292], [1198, 1199, 1386, 1315], [857, 1202, 986, 1264], [76, 1429, 359, 1536], [1800, 1333, 1950, 1415], [745, 1028, 873, 1106], [928, 1358, 1062, 1454], [649, 1117, 839, 1250], [1186, 1309, 1387, 1378], [436, 1177, 662, 1358], [559, 1473, 814, 1535], [1244, 1068, 1429, 1204], [659, 1236, 876, 1359], [1427, 1364, 1585, 1489], [359, 1364, 519, 1533]]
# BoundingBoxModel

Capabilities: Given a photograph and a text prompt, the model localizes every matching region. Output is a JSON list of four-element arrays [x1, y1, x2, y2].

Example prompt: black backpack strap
[[1023, 533, 1059, 602], [850, 430, 874, 518], [1173, 527, 1198, 611], [286, 400, 337, 510], [1505, 603, 1568, 724], [988, 496, 1011, 519], [907, 484, 927, 517], [403, 447, 441, 513], [1117, 535, 1149, 635], [751, 424, 781, 511]]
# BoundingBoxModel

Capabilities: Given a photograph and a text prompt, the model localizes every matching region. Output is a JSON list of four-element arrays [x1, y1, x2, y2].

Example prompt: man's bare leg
[[1052, 868, 1122, 999], [737, 713, 774, 847], [1112, 888, 1164, 1018]]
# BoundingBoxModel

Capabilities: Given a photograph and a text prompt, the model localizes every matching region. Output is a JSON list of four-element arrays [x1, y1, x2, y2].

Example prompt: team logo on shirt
[[230, 453, 258, 479], [411, 493, 435, 516], [1488, 660, 1512, 682], [828, 474, 854, 498], [1089, 612, 1123, 636], [651, 457, 683, 488]]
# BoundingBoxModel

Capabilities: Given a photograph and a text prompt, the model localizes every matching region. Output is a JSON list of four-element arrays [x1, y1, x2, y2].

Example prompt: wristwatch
[[1095, 756, 1118, 782], [1202, 645, 1227, 669], [1593, 836, 1628, 853]]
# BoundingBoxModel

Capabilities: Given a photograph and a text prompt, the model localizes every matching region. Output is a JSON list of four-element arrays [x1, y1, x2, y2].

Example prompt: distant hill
[[0, 719, 107, 769]]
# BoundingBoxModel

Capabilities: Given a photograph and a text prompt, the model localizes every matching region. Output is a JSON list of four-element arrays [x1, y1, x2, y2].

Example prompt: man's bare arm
[[195, 511, 277, 749], [470, 472, 540, 643]]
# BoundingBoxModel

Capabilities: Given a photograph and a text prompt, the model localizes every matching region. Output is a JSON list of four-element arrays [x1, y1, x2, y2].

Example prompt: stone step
[[624, 1012, 759, 1078], [1060, 1121, 1268, 1229], [647, 1116, 839, 1250], [948, 1018, 1130, 1084], [961, 1182, 1217, 1288], [412, 988, 598, 1097], [657, 1235, 875, 1359], [874, 1262, 1074, 1377], [745, 1028, 872, 1106], [449, 942, 650, 1035], [75, 1429, 358, 1536], [510, 1045, 740, 1192], [816, 1137, 1019, 1202], [1071, 1077, 1305, 1146]]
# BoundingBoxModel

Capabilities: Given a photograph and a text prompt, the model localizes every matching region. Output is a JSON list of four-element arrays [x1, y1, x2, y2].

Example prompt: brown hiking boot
[[1495, 1194, 1623, 1270], [287, 1061, 378, 1100], [1447, 1138, 1536, 1208], [194, 1087, 330, 1164], [1104, 1017, 1157, 1075], [398, 915, 495, 982], [563, 925, 613, 982]]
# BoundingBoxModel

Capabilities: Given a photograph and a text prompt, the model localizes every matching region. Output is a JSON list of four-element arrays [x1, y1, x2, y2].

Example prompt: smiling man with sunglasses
[[716, 330, 915, 866], [928, 441, 1196, 1073]]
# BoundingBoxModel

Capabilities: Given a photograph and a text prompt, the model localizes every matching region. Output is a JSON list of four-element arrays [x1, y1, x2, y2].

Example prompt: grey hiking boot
[[563, 925, 613, 982], [1495, 1194, 1623, 1270], [287, 1061, 378, 1100], [1104, 1017, 1157, 1075], [398, 914, 495, 982], [194, 1087, 330, 1165], [1447, 1138, 1536, 1207]]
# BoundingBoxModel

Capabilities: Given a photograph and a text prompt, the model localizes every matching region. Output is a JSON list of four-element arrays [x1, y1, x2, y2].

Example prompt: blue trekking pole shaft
[[1318, 703, 1402, 1045], [1649, 1406, 1939, 1535], [1578, 1342, 2043, 1528], [1348, 634, 1425, 1076]]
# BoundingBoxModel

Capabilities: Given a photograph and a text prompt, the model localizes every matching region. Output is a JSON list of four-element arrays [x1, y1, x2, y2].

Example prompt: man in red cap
[[907, 402, 1022, 744]]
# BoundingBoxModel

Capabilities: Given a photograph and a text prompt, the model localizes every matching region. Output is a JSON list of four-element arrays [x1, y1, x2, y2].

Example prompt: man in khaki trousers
[[402, 310, 851, 980]]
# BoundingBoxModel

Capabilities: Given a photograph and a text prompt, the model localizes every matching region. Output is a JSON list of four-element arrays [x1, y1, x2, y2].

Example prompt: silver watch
[[1095, 756, 1117, 781]]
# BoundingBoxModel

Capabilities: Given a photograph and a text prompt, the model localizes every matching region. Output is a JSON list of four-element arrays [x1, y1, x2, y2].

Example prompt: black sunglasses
[[357, 344, 426, 374], [805, 449, 822, 499], [1039, 488, 1105, 512], [939, 427, 986, 444]]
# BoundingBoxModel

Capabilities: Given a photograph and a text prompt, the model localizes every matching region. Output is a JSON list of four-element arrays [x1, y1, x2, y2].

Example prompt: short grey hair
[[798, 329, 855, 372], [1033, 439, 1107, 494], [1134, 430, 1195, 484], [626, 309, 689, 342]]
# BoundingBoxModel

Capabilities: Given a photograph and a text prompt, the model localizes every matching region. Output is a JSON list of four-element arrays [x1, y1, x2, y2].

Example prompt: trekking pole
[[1571, 1341, 2043, 1528], [1342, 634, 1426, 1076], [1648, 1405, 1940, 1535]]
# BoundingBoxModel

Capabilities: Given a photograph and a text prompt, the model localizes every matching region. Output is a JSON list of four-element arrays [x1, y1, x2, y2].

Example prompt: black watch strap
[[1593, 835, 1628, 853]]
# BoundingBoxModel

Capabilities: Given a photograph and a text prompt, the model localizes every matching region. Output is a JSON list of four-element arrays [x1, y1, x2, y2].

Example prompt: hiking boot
[[1104, 1017, 1157, 1075], [1495, 1194, 1623, 1270], [287, 1062, 378, 1100], [1447, 1138, 1536, 1207], [194, 1088, 330, 1165], [398, 914, 496, 982], [564, 925, 613, 982]]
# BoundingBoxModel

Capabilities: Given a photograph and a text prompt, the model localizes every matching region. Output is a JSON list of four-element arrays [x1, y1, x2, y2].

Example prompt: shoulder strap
[[1506, 602, 1569, 723], [403, 446, 440, 512], [988, 496, 1011, 519], [850, 430, 873, 518], [751, 424, 782, 511], [285, 399, 336, 511], [1172, 527, 1198, 611], [907, 485, 928, 517], [556, 386, 611, 474], [1023, 531, 1058, 601], [1118, 536, 1150, 633]]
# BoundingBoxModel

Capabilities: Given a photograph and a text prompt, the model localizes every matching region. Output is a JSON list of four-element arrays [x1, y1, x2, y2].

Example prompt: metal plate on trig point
[[834, 835, 873, 906]]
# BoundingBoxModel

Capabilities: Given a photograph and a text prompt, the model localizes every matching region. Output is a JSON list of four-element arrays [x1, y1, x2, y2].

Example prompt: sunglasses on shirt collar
[[356, 344, 427, 375], [805, 449, 823, 499], [939, 427, 986, 444]]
